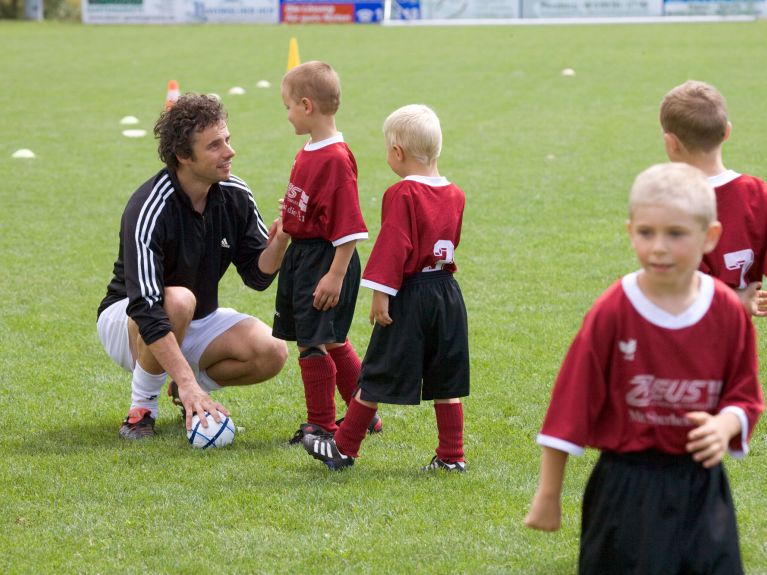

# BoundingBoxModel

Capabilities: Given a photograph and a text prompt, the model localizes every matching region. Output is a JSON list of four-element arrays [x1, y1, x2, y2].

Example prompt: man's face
[[182, 121, 235, 184]]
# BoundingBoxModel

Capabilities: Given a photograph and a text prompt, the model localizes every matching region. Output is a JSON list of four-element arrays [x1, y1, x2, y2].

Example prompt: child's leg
[[326, 339, 361, 406], [298, 345, 338, 433], [334, 390, 378, 458], [434, 399, 464, 463]]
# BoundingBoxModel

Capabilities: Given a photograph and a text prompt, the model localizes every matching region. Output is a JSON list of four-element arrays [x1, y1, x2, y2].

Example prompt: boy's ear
[[301, 97, 313, 114], [703, 220, 723, 254], [392, 144, 405, 162], [723, 121, 732, 143], [663, 132, 682, 157]]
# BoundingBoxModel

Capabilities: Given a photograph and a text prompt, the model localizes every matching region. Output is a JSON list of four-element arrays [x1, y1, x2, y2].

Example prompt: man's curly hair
[[154, 93, 228, 170]]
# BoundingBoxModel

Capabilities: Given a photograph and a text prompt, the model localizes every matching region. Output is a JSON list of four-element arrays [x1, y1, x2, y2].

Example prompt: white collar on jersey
[[304, 133, 344, 151], [621, 270, 715, 329], [403, 175, 450, 187], [708, 169, 740, 187]]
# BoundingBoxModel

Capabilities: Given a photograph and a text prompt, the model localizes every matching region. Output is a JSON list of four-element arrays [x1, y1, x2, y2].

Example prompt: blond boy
[[303, 104, 470, 471], [525, 163, 763, 574]]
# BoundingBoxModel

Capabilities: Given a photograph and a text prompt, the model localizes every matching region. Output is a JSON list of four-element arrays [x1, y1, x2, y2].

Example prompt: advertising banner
[[81, 0, 279, 24], [520, 0, 653, 17], [662, 0, 765, 16], [279, 0, 384, 23]]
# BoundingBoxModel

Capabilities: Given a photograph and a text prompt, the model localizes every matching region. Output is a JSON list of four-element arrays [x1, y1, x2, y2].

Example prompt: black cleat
[[119, 407, 156, 440], [288, 423, 334, 445], [421, 455, 466, 473], [302, 434, 354, 470]]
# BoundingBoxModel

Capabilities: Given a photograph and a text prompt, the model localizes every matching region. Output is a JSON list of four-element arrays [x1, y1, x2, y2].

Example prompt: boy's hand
[[735, 282, 767, 317], [313, 271, 344, 311], [369, 290, 392, 326], [267, 217, 289, 246], [685, 411, 741, 468], [524, 491, 562, 532]]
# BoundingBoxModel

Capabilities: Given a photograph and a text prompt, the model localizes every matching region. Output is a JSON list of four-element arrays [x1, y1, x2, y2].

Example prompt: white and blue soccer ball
[[187, 411, 236, 449]]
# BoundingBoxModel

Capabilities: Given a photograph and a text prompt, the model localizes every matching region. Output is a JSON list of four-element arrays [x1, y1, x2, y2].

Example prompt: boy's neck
[[400, 160, 440, 179], [676, 150, 727, 178], [309, 116, 338, 144], [636, 271, 700, 316]]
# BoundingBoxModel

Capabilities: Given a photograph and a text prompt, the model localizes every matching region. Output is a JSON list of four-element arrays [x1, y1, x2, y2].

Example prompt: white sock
[[198, 369, 222, 393], [130, 362, 166, 419]]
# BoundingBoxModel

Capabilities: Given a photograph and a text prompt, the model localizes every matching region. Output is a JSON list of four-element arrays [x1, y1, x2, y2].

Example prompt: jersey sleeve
[[537, 303, 613, 456], [361, 186, 413, 296], [122, 189, 172, 346], [326, 174, 368, 246], [719, 302, 764, 457], [233, 184, 277, 291]]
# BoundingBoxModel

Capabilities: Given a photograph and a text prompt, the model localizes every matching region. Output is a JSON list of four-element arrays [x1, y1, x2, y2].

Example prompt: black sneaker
[[335, 413, 383, 435], [302, 434, 354, 470], [119, 407, 156, 440], [288, 423, 334, 445], [167, 381, 186, 420], [421, 455, 465, 473]]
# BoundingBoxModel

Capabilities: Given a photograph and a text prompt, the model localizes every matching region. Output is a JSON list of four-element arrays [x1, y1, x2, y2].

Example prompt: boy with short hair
[[660, 79, 767, 316], [303, 104, 469, 472], [525, 163, 764, 574], [274, 61, 381, 444]]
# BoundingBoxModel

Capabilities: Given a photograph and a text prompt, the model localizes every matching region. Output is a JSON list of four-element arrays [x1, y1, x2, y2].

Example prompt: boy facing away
[[525, 163, 764, 574], [661, 80, 767, 317], [302, 104, 470, 472], [273, 61, 381, 443]]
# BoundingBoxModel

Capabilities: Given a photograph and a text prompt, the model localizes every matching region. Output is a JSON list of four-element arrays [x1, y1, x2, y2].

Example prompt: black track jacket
[[98, 169, 275, 346]]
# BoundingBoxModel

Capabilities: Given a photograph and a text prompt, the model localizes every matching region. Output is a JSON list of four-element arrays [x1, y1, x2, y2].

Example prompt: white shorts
[[97, 298, 249, 387]]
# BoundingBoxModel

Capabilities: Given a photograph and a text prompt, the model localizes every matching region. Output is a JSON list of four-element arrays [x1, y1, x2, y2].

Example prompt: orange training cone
[[165, 80, 180, 110], [287, 38, 300, 72]]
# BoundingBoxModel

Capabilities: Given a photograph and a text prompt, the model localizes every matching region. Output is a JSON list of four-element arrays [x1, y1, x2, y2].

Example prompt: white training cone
[[12, 149, 36, 159], [561, 68, 575, 77], [120, 116, 140, 125], [228, 86, 246, 95], [122, 129, 147, 138], [256, 80, 271, 89]]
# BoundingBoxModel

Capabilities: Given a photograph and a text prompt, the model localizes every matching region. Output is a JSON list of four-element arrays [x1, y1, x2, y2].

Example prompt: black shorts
[[579, 450, 743, 575], [272, 239, 361, 347], [358, 271, 470, 405]]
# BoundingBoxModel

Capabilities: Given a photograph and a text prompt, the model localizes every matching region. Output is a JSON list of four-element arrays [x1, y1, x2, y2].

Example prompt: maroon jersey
[[538, 272, 763, 458], [361, 176, 465, 296], [701, 171, 767, 289], [281, 134, 367, 245]]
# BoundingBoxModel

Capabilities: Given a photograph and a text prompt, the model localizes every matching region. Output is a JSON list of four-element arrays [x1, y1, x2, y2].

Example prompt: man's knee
[[263, 337, 289, 378], [163, 287, 196, 325]]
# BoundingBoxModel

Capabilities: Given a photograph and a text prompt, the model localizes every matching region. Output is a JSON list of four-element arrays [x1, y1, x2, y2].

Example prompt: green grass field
[[2, 18, 767, 574]]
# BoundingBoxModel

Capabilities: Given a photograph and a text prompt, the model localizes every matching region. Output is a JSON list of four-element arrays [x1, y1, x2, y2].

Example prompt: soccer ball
[[187, 411, 236, 449]]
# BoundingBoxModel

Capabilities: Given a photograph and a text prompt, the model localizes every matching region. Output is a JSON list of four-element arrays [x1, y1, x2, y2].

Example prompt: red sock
[[328, 339, 361, 406], [299, 354, 338, 432], [435, 402, 465, 462], [335, 398, 377, 458]]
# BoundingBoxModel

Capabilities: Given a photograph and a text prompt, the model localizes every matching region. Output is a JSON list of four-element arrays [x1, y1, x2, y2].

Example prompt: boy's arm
[[524, 446, 569, 532], [369, 290, 392, 326], [313, 240, 356, 311]]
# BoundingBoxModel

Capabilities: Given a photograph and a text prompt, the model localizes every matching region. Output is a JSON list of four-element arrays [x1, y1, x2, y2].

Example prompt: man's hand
[[177, 381, 230, 432]]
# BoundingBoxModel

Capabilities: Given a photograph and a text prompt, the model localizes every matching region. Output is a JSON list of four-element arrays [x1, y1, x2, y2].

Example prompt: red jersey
[[281, 134, 368, 246], [701, 171, 767, 289], [538, 272, 763, 458], [361, 176, 465, 296]]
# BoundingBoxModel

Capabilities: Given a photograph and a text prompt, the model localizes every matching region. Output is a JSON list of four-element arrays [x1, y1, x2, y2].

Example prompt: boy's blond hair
[[660, 80, 728, 153], [282, 61, 340, 115], [630, 163, 717, 227], [383, 104, 442, 166]]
